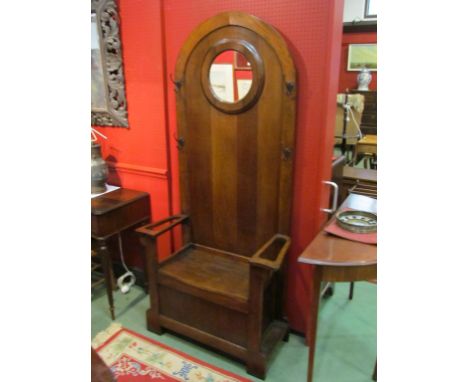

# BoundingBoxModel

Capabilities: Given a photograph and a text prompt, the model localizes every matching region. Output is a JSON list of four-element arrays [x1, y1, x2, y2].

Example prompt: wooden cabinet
[[350, 90, 377, 135]]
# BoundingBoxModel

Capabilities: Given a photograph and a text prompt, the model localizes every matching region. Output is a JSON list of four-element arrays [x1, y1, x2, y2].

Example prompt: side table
[[92, 188, 151, 319], [298, 194, 377, 382]]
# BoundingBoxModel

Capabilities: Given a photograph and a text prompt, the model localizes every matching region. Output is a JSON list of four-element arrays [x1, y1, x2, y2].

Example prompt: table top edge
[[298, 257, 377, 267]]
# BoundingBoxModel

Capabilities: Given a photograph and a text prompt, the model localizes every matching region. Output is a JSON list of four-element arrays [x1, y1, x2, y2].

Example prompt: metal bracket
[[320, 180, 339, 214]]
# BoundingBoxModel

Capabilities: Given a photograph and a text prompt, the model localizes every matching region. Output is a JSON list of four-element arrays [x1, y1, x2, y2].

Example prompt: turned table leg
[[98, 239, 115, 320], [349, 282, 355, 300], [307, 266, 323, 382]]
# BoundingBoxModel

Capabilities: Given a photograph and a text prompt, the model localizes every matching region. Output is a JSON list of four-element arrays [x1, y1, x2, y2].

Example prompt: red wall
[[339, 31, 377, 92], [93, 0, 344, 334], [93, 1, 171, 270]]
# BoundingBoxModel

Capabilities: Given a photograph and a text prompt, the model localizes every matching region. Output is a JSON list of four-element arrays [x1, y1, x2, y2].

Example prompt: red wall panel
[[339, 31, 377, 92]]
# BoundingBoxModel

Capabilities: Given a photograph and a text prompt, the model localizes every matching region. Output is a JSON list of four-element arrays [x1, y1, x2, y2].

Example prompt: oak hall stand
[[137, 12, 297, 379], [298, 194, 377, 382]]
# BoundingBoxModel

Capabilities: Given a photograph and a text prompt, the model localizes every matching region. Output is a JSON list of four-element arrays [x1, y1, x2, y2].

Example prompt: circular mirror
[[209, 50, 253, 103]]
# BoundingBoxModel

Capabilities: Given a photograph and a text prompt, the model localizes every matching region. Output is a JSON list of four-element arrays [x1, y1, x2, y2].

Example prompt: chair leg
[[246, 355, 266, 380], [247, 267, 267, 379], [348, 282, 355, 300], [146, 308, 164, 335]]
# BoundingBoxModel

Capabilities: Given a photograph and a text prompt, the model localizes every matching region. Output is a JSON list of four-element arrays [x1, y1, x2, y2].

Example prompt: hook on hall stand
[[172, 132, 185, 150], [169, 73, 182, 92]]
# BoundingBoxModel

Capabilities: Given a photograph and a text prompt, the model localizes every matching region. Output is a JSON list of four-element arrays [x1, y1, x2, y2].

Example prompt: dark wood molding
[[343, 21, 377, 33]]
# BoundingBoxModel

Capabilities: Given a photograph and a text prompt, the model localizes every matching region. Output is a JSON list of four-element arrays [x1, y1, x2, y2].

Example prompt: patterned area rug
[[92, 323, 251, 382]]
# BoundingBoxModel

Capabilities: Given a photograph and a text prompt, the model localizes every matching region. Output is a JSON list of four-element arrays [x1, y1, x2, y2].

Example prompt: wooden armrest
[[250, 234, 291, 271], [136, 214, 189, 238]]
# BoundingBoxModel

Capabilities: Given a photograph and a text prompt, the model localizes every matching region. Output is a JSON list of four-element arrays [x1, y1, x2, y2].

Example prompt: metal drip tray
[[336, 210, 377, 234]]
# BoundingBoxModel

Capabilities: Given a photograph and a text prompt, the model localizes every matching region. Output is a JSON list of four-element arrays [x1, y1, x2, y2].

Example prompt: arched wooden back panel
[[174, 12, 296, 255]]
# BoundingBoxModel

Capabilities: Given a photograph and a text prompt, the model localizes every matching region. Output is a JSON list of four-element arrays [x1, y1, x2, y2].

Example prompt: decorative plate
[[336, 210, 377, 234]]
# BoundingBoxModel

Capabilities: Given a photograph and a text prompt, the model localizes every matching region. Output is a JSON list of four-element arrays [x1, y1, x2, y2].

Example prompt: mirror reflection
[[209, 50, 253, 103], [91, 13, 107, 111]]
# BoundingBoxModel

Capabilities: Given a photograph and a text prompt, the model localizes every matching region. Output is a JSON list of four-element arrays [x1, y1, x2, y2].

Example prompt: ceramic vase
[[357, 67, 372, 91], [91, 141, 108, 194]]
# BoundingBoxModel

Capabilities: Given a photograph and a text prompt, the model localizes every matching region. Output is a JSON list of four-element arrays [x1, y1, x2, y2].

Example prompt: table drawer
[[92, 195, 150, 238]]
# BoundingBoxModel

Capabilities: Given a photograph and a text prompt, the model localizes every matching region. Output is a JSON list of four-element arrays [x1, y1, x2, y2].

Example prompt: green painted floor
[[92, 282, 376, 381]]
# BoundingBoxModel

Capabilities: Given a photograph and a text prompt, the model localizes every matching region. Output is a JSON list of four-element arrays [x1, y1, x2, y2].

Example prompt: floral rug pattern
[[93, 324, 250, 382]]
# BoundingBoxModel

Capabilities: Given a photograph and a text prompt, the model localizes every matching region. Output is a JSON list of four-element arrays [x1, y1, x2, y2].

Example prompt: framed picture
[[234, 51, 252, 70], [91, 0, 129, 127], [364, 0, 377, 19], [347, 44, 377, 71]]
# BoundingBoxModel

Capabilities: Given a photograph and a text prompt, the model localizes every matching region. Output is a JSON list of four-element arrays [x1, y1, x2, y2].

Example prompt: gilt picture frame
[[91, 0, 129, 127]]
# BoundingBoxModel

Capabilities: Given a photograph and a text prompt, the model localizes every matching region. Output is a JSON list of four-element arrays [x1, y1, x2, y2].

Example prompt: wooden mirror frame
[[91, 0, 129, 127], [201, 39, 264, 114]]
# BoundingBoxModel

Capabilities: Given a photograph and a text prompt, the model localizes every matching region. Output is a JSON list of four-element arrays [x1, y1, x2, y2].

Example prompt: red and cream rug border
[[92, 323, 251, 382]]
